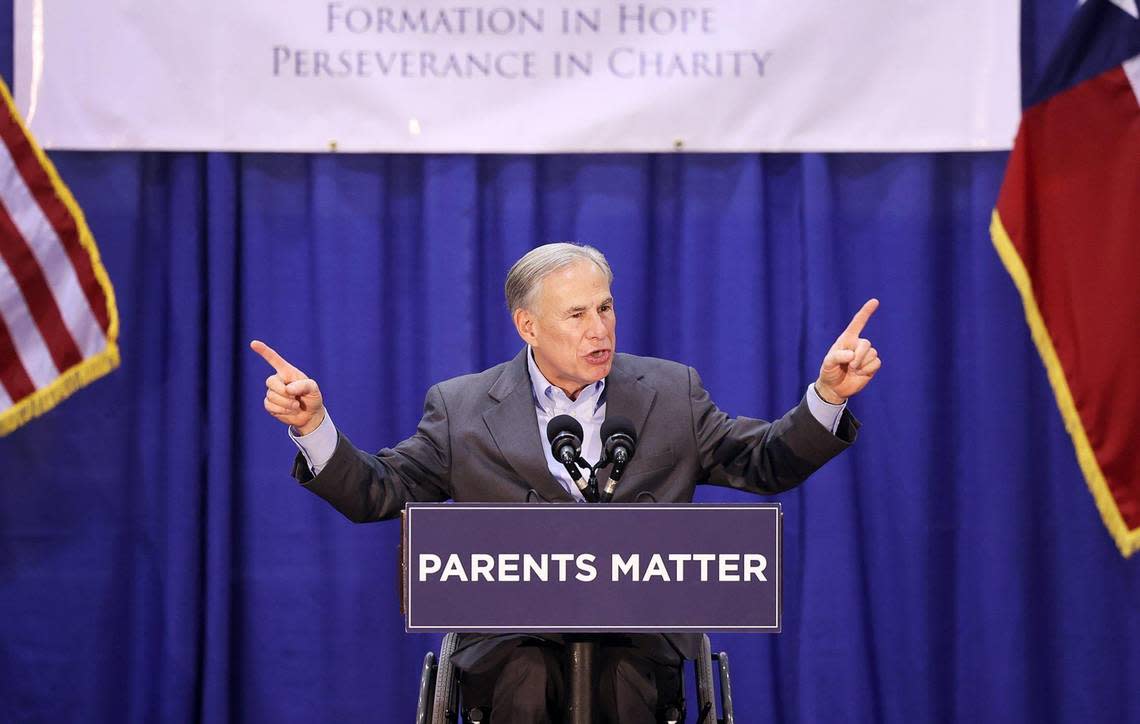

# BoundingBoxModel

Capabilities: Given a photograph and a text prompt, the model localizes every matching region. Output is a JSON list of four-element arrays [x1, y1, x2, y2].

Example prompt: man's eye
[[572, 312, 584, 318], [599, 305, 612, 313]]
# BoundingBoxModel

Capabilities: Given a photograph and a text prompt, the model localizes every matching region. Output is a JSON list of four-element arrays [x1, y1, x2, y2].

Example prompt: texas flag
[[991, 0, 1140, 555]]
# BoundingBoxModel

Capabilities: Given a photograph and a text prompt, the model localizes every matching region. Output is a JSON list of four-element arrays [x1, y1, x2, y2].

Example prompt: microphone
[[547, 415, 592, 499], [600, 416, 637, 502]]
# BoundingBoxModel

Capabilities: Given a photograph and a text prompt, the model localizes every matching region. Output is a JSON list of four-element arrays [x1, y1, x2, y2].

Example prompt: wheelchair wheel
[[715, 649, 734, 723], [415, 651, 436, 724], [695, 634, 717, 723], [430, 633, 460, 724]]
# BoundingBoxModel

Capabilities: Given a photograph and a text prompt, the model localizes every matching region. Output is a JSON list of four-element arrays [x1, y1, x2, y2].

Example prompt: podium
[[402, 503, 777, 722]]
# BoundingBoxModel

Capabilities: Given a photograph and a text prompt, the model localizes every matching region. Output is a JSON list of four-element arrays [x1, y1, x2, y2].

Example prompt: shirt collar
[[526, 346, 606, 412]]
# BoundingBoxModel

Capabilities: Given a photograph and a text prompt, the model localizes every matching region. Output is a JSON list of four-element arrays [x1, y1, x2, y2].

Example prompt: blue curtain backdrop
[[3, 2, 1138, 722]]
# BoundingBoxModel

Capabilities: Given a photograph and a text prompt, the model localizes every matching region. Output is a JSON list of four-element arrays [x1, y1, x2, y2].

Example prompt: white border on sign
[[405, 504, 781, 632]]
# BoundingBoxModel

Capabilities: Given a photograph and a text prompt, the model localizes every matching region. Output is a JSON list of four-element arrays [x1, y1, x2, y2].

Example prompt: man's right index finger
[[250, 339, 291, 374]]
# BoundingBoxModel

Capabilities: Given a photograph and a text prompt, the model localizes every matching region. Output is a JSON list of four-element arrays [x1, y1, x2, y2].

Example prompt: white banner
[[13, 1, 1020, 152]]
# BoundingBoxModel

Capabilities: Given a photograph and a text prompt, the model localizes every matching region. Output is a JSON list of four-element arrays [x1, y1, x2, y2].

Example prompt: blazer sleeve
[[689, 366, 859, 495], [291, 384, 454, 522]]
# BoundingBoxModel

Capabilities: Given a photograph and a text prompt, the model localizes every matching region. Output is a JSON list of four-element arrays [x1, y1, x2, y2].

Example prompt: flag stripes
[[0, 93, 110, 336], [0, 313, 35, 403], [0, 199, 84, 373]]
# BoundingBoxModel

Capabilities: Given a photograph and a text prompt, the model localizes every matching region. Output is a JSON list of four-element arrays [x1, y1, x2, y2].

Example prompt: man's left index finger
[[250, 339, 292, 375], [842, 298, 880, 337]]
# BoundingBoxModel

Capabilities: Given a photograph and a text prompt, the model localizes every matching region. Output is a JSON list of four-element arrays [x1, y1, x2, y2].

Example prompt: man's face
[[515, 260, 616, 398]]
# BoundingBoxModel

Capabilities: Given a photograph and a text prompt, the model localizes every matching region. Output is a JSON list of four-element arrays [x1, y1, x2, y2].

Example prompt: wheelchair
[[415, 633, 735, 723]]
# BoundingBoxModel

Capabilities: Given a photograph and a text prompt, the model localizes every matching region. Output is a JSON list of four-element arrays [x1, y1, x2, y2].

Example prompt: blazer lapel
[[483, 349, 576, 503], [603, 355, 657, 460]]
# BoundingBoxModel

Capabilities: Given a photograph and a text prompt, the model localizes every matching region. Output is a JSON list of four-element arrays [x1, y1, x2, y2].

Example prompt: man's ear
[[513, 307, 537, 346]]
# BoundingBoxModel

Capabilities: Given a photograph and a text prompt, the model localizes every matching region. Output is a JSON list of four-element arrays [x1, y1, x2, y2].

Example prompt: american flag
[[0, 78, 118, 435]]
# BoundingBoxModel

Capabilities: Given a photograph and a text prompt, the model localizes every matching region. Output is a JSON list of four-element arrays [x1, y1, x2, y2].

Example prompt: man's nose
[[586, 311, 608, 339]]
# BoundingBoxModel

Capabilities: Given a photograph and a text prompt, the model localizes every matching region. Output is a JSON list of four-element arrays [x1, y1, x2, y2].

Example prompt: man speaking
[[252, 243, 880, 723]]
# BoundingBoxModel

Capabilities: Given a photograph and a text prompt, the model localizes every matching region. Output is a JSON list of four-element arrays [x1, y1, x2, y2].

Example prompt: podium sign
[[402, 503, 781, 632]]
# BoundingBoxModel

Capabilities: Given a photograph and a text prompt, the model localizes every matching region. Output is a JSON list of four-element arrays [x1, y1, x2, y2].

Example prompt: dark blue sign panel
[[404, 503, 781, 632]]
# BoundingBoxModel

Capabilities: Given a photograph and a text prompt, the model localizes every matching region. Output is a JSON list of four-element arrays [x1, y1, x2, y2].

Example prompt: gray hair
[[504, 243, 613, 313]]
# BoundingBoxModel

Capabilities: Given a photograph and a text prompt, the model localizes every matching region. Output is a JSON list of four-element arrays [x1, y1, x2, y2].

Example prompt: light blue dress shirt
[[526, 348, 606, 502]]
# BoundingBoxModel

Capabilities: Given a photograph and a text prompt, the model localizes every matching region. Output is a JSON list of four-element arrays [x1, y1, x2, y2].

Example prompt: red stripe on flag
[[0, 200, 83, 373], [997, 65, 1140, 531], [0, 312, 36, 403], [0, 106, 110, 334]]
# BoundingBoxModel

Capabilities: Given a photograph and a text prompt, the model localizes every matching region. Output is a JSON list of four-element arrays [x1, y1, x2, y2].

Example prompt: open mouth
[[585, 349, 612, 364]]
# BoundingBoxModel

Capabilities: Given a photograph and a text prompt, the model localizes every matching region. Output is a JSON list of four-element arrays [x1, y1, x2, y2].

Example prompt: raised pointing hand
[[816, 299, 881, 404], [250, 340, 325, 435]]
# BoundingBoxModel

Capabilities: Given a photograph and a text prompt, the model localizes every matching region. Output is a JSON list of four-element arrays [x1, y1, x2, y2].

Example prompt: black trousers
[[454, 634, 683, 724]]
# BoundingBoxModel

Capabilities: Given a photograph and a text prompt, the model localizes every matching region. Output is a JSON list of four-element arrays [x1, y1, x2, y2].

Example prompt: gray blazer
[[294, 348, 858, 660]]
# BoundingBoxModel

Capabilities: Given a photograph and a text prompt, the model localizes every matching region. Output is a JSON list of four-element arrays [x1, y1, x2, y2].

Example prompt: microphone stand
[[567, 634, 595, 724], [567, 454, 606, 723], [576, 456, 606, 504]]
